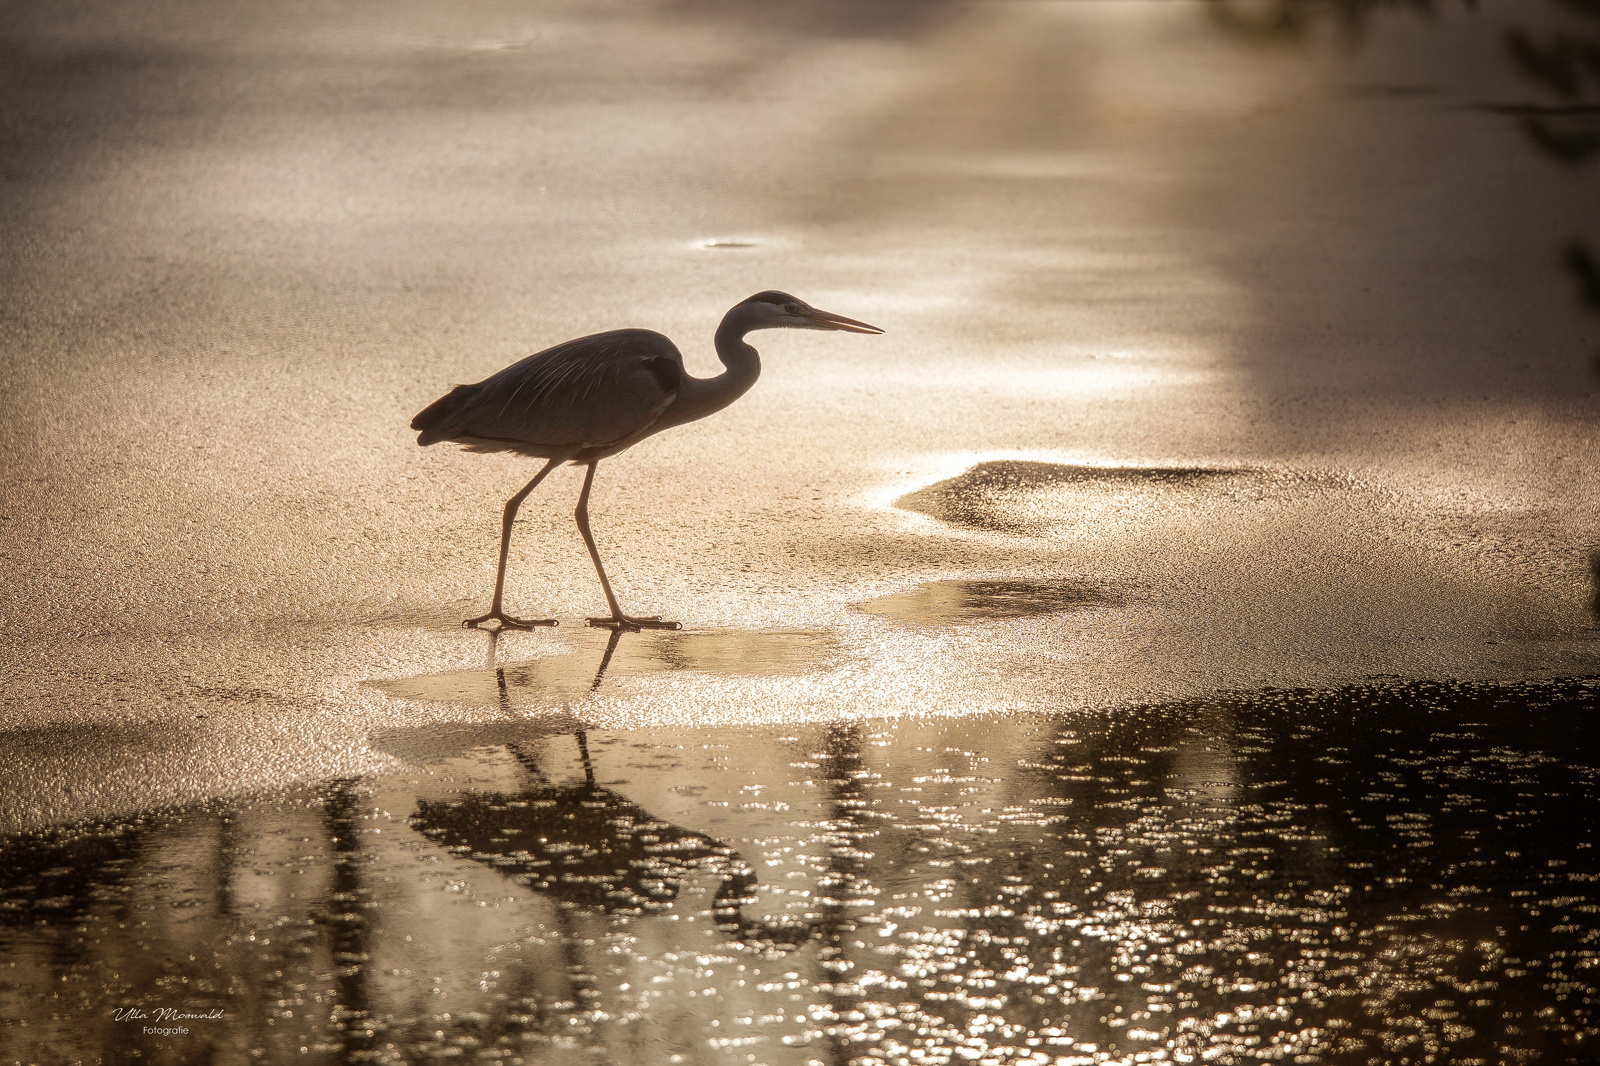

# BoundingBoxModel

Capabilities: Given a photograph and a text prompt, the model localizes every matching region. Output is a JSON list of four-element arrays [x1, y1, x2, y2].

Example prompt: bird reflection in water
[[412, 629, 810, 947]]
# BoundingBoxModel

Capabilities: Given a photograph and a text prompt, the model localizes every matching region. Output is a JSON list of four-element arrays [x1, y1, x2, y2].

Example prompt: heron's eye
[[783, 303, 801, 315]]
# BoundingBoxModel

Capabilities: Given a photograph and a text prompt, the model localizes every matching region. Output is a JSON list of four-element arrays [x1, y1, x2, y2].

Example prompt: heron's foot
[[464, 610, 558, 631], [586, 614, 681, 632]]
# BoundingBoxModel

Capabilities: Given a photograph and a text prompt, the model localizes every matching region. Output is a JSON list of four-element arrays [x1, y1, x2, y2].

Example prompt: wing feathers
[[413, 329, 683, 450], [411, 383, 482, 445]]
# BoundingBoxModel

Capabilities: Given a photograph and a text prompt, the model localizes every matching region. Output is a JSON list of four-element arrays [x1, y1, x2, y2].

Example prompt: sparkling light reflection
[[3, 679, 1595, 1063]]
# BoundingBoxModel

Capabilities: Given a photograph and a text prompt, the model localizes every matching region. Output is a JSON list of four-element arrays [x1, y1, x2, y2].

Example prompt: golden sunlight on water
[[4, 675, 1597, 1063]]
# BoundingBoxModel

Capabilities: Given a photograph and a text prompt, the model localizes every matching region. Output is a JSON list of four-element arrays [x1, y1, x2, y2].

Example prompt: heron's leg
[[573, 462, 681, 631], [464, 457, 564, 630]]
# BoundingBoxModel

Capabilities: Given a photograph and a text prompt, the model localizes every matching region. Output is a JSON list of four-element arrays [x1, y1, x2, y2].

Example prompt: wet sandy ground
[[3, 0, 1600, 1061]]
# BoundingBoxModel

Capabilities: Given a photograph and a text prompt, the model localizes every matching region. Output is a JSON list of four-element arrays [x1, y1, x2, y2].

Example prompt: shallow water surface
[[3, 674, 1596, 1065], [372, 629, 837, 708]]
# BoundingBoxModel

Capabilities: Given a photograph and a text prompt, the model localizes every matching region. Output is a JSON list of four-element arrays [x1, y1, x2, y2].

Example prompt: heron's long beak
[[807, 307, 884, 334]]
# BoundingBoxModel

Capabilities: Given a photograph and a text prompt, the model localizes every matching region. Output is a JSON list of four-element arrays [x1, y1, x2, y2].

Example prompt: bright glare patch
[[878, 151, 1151, 182]]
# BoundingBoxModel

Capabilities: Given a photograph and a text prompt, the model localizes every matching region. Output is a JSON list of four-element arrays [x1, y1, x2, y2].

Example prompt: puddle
[[898, 460, 1249, 534], [371, 628, 835, 708], [367, 628, 840, 763], [856, 578, 1124, 626], [4, 677, 1598, 1063]]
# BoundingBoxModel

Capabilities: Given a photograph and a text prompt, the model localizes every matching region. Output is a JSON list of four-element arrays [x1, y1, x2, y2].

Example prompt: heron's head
[[736, 290, 883, 334]]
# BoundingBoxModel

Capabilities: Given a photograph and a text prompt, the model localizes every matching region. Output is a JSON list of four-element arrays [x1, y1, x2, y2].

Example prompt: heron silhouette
[[413, 291, 882, 631]]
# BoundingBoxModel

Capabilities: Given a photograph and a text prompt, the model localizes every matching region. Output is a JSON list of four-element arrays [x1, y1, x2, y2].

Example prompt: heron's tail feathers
[[411, 383, 481, 445]]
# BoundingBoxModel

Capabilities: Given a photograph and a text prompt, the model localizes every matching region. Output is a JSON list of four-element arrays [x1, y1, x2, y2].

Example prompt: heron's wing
[[415, 329, 683, 449]]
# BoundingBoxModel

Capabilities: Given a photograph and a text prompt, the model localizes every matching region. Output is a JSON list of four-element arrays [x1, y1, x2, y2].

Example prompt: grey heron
[[412, 291, 883, 631]]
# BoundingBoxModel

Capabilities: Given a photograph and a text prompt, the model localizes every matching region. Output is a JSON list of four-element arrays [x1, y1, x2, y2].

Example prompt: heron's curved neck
[[662, 309, 763, 427], [712, 310, 763, 386]]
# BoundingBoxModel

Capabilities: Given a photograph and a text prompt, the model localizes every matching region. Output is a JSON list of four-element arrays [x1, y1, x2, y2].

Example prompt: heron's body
[[412, 291, 881, 630], [414, 329, 696, 461]]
